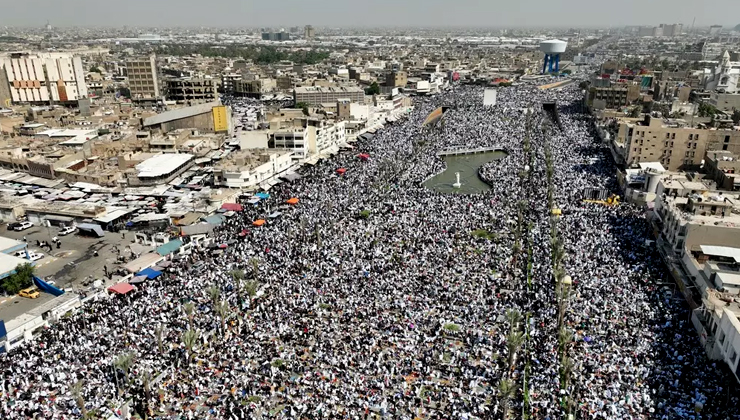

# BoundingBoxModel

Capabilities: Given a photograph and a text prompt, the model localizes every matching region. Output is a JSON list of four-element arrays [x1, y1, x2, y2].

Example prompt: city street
[[0, 224, 139, 321]]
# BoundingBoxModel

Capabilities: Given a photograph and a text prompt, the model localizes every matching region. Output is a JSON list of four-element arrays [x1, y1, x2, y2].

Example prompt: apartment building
[[126, 55, 160, 100], [587, 85, 641, 109], [304, 25, 315, 39], [385, 71, 408, 88], [0, 52, 88, 104], [613, 115, 740, 170], [220, 73, 241, 95], [212, 150, 295, 189], [268, 118, 346, 160], [293, 86, 365, 105], [163, 77, 216, 104], [705, 150, 740, 191], [235, 78, 276, 98]]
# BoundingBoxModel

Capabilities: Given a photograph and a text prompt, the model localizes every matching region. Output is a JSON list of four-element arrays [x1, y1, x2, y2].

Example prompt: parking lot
[[0, 222, 137, 321]]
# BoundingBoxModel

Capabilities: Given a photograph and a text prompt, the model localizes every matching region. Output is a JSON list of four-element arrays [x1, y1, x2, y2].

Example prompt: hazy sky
[[2, 0, 739, 28]]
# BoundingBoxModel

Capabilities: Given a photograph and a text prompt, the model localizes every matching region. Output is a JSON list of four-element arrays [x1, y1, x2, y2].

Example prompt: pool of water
[[423, 150, 509, 194]]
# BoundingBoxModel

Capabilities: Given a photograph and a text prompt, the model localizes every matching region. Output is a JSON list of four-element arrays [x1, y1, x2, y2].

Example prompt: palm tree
[[155, 324, 166, 355], [114, 352, 135, 387], [249, 258, 259, 281], [504, 308, 522, 334], [244, 280, 259, 308], [182, 329, 199, 363], [230, 269, 245, 306], [497, 378, 516, 420], [560, 354, 575, 391], [71, 380, 90, 418], [138, 370, 153, 419], [206, 285, 220, 307], [183, 302, 195, 330], [558, 327, 573, 354], [506, 331, 525, 371], [216, 300, 230, 336]]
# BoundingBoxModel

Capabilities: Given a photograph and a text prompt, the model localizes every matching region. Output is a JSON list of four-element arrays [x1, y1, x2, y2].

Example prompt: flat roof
[[136, 154, 194, 178], [0, 252, 35, 275], [142, 101, 220, 127], [0, 236, 25, 253], [294, 86, 364, 94], [700, 245, 740, 263]]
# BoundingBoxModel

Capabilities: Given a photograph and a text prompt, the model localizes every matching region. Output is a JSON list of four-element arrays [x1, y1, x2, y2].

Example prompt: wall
[[685, 224, 740, 250], [160, 113, 214, 133]]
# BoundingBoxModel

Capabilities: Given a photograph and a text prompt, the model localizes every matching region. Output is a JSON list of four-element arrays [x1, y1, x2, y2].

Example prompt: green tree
[[183, 302, 195, 330], [365, 82, 380, 95], [578, 81, 590, 90], [89, 66, 103, 74], [216, 300, 230, 336], [71, 380, 89, 419], [698, 103, 718, 118], [629, 107, 641, 118], [2, 263, 35, 294], [731, 109, 740, 125], [295, 102, 310, 116], [182, 329, 199, 363], [497, 378, 516, 420], [244, 280, 259, 307], [230, 269, 245, 306]]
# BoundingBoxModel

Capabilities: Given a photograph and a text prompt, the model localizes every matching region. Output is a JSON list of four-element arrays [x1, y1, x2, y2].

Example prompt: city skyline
[[1, 0, 738, 29]]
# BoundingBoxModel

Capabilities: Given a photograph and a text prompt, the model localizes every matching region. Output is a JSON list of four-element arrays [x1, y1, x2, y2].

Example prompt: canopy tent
[[268, 211, 282, 219], [247, 198, 261, 205], [156, 239, 183, 257], [77, 223, 105, 238], [357, 153, 370, 161], [136, 267, 162, 280], [156, 260, 172, 268], [220, 203, 244, 212], [129, 275, 148, 285], [286, 197, 299, 205], [252, 219, 266, 227], [255, 192, 270, 200], [108, 283, 135, 295], [238, 229, 248, 237], [336, 168, 347, 175], [33, 276, 64, 297], [422, 106, 450, 128]]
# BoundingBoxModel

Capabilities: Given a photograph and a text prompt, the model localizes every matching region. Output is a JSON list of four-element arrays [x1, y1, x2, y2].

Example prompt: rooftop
[[294, 86, 364, 94], [142, 101, 220, 127], [135, 154, 194, 178]]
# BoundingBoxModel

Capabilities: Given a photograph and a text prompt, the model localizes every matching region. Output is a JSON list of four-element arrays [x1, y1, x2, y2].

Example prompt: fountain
[[452, 172, 462, 189]]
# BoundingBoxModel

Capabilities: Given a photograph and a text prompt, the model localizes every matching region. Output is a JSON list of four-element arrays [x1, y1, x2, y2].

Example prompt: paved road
[[0, 224, 140, 321]]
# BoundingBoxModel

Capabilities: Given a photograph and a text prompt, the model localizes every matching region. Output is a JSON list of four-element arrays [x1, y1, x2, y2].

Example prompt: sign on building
[[212, 105, 229, 133]]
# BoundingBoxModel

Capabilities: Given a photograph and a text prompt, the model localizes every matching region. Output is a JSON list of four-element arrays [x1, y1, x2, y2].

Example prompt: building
[[587, 85, 641, 109], [705, 150, 740, 191], [707, 91, 740, 111], [385, 71, 408, 88], [126, 55, 160, 101], [268, 118, 346, 160], [293, 86, 364, 106], [304, 25, 315, 39], [234, 78, 276, 99], [702, 51, 740, 93], [709, 25, 723, 35], [262, 32, 291, 42], [660, 23, 683, 37], [212, 150, 295, 189], [613, 115, 740, 170], [220, 73, 241, 95], [163, 77, 216, 104], [0, 52, 88, 104], [126, 153, 195, 186], [142, 101, 231, 134]]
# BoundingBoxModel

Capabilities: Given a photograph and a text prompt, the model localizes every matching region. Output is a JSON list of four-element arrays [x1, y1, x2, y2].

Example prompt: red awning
[[221, 203, 244, 212], [357, 153, 370, 160], [336, 168, 347, 175], [108, 283, 134, 295]]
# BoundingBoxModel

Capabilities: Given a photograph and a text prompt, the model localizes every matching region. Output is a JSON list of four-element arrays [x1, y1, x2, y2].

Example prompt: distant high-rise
[[0, 52, 87, 104], [126, 54, 160, 100], [709, 25, 723, 35], [660, 23, 683, 37], [304, 25, 315, 39], [262, 32, 290, 42]]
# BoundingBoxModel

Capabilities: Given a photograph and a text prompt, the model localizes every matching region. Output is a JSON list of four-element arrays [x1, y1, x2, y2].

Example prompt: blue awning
[[136, 267, 162, 279], [255, 192, 270, 199], [156, 239, 183, 256], [33, 276, 64, 296], [203, 215, 225, 225]]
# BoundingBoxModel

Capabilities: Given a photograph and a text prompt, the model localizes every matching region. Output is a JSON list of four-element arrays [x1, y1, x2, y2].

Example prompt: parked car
[[15, 250, 44, 261], [7, 222, 22, 231], [59, 225, 77, 236], [18, 287, 39, 299], [14, 221, 33, 231]]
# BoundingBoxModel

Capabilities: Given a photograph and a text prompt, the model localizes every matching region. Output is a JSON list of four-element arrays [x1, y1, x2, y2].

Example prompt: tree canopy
[[152, 44, 329, 65], [2, 263, 35, 294]]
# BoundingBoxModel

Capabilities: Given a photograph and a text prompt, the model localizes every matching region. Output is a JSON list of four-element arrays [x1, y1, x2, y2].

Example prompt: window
[[724, 144, 729, 151], [695, 135, 699, 141], [689, 134, 693, 140], [672, 133, 676, 139], [725, 135, 731, 143], [666, 133, 670, 139], [693, 143, 697, 149]]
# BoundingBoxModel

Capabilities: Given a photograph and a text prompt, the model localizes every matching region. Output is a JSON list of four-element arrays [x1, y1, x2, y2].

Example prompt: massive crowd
[[1, 82, 739, 420]]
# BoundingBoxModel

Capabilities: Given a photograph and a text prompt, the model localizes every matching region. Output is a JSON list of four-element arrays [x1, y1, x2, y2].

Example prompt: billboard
[[212, 105, 229, 132], [483, 89, 497, 106]]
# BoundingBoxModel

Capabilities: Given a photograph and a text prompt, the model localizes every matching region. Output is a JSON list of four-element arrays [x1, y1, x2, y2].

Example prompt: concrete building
[[212, 150, 295, 189], [220, 73, 241, 95], [587, 85, 641, 109], [293, 86, 364, 105], [142, 101, 231, 134], [234, 78, 276, 99], [268, 118, 345, 160], [612, 115, 740, 170], [126, 55, 160, 100], [709, 25, 723, 35], [163, 77, 216, 104], [385, 71, 408, 88], [262, 32, 290, 41], [304, 25, 315, 39], [0, 52, 88, 104], [707, 91, 740, 112], [705, 150, 740, 191], [660, 23, 683, 37]]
